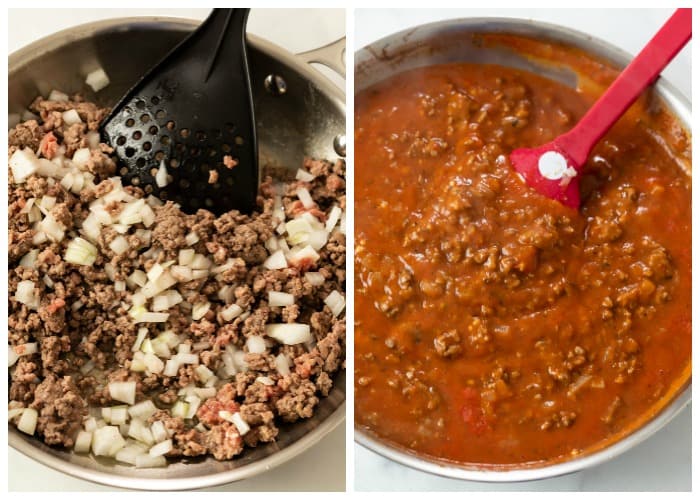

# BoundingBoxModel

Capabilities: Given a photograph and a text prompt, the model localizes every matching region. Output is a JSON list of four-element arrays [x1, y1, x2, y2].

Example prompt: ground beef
[[30, 375, 87, 447], [8, 94, 345, 464]]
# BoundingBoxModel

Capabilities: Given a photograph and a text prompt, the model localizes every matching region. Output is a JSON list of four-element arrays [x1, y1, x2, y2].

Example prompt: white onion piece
[[256, 376, 275, 386], [339, 212, 346, 234], [109, 381, 136, 405], [265, 324, 312, 345], [128, 400, 157, 420], [268, 291, 295, 307], [39, 213, 65, 242], [127, 419, 154, 445], [295, 168, 315, 182], [246, 336, 267, 354], [193, 387, 217, 399], [163, 359, 180, 377], [190, 254, 211, 270], [144, 353, 165, 374], [263, 250, 287, 270], [62, 109, 82, 125], [185, 231, 199, 246], [155, 160, 168, 188], [48, 89, 69, 102], [15, 281, 39, 309], [178, 249, 195, 266], [109, 235, 129, 255], [170, 265, 193, 282], [92, 426, 126, 457], [85, 68, 111, 92], [17, 408, 38, 435], [218, 411, 250, 436], [74, 430, 93, 453], [9, 346, 19, 367], [171, 400, 189, 419], [84, 417, 98, 432], [10, 149, 39, 183], [307, 230, 329, 250], [131, 328, 148, 352], [184, 395, 201, 419], [72, 148, 91, 168], [158, 330, 180, 349], [175, 353, 199, 365], [147, 263, 165, 282], [115, 444, 146, 465], [194, 364, 214, 384], [18, 249, 39, 270], [304, 272, 325, 286], [274, 354, 291, 376], [220, 303, 243, 322], [101, 407, 112, 423], [324, 290, 346, 317], [149, 439, 172, 457], [110, 407, 128, 426], [287, 245, 320, 268], [65, 237, 98, 266], [114, 280, 126, 292], [192, 302, 210, 320], [325, 206, 342, 232], [151, 421, 168, 443], [296, 187, 315, 209]]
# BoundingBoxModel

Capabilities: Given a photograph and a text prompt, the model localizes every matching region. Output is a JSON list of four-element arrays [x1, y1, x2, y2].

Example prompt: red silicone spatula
[[510, 8, 691, 208]]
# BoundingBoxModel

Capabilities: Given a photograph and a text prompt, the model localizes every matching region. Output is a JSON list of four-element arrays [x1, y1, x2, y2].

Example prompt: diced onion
[[304, 272, 325, 286], [128, 419, 155, 445], [246, 336, 267, 354], [324, 290, 346, 317], [116, 444, 146, 465], [192, 302, 210, 321], [109, 381, 136, 405], [86, 68, 110, 92], [268, 291, 295, 307], [109, 235, 129, 255], [325, 206, 342, 233], [220, 303, 243, 322], [110, 407, 128, 425], [64, 237, 98, 266], [144, 353, 165, 374], [171, 400, 189, 419], [265, 323, 312, 345], [295, 168, 316, 182], [151, 421, 168, 443], [92, 425, 126, 457], [74, 430, 93, 453], [219, 411, 250, 436], [128, 400, 157, 420], [185, 231, 200, 246], [263, 250, 287, 270], [72, 148, 91, 168], [175, 353, 199, 365], [17, 408, 38, 435], [62, 109, 82, 125], [10, 149, 39, 183], [9, 346, 19, 367], [48, 89, 69, 102], [178, 249, 195, 266], [193, 387, 217, 399], [256, 376, 275, 386], [194, 364, 214, 384], [14, 342, 38, 357], [149, 438, 172, 457], [296, 187, 315, 209], [163, 359, 180, 377], [274, 353, 291, 376], [155, 160, 168, 188]]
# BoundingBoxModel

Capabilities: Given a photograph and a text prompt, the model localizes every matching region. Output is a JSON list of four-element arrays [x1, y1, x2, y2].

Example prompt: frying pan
[[8, 17, 346, 490]]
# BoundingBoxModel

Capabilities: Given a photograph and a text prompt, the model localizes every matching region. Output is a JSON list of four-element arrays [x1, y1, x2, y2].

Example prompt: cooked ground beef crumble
[[8, 94, 346, 464]]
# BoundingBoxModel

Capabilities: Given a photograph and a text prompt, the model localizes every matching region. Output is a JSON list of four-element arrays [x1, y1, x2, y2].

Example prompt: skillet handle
[[297, 37, 346, 77]]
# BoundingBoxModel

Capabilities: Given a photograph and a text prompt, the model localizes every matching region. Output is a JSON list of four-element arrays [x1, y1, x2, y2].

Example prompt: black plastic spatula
[[100, 8, 257, 215]]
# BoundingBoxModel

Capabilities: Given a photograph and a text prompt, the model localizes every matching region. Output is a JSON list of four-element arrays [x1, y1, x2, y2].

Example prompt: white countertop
[[8, 7, 346, 492], [354, 8, 691, 492]]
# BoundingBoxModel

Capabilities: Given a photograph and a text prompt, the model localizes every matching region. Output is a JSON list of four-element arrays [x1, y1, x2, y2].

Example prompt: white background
[[7, 7, 346, 492], [354, 8, 691, 492]]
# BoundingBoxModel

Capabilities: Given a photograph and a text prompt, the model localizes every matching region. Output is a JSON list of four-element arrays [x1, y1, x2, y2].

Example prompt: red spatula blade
[[510, 144, 581, 209]]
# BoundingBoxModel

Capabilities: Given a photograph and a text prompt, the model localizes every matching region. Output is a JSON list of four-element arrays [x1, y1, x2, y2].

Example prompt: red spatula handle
[[556, 8, 691, 166]]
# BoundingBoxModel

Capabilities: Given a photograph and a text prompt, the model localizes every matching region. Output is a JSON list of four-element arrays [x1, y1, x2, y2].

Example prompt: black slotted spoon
[[100, 8, 257, 215]]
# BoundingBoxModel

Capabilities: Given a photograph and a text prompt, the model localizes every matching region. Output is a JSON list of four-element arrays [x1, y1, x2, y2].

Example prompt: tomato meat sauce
[[354, 60, 691, 466]]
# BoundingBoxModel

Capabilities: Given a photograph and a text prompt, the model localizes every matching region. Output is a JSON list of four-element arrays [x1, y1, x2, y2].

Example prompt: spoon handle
[[556, 8, 691, 166]]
